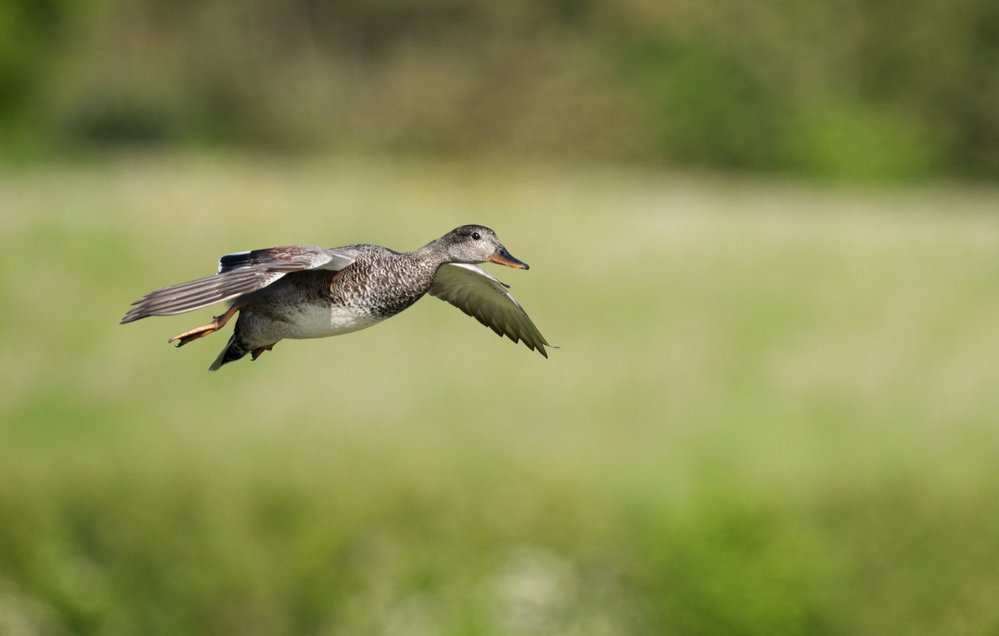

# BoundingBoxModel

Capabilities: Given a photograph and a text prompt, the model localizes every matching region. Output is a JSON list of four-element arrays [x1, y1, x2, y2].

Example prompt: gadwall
[[121, 225, 551, 370]]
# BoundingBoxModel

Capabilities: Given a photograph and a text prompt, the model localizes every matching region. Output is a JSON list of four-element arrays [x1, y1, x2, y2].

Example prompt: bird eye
[[471, 232, 481, 240]]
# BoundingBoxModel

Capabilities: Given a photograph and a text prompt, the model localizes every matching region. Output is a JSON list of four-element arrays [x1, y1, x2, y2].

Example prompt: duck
[[121, 225, 551, 370]]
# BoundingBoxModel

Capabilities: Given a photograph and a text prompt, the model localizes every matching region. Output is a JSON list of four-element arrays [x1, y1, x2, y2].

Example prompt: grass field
[[2, 154, 999, 635]]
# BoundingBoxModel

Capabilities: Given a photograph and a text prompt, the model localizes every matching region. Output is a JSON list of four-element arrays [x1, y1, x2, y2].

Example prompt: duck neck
[[410, 240, 451, 270]]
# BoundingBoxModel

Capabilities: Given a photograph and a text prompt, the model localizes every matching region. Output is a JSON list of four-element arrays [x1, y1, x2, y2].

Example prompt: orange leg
[[169, 305, 241, 347], [251, 343, 275, 361]]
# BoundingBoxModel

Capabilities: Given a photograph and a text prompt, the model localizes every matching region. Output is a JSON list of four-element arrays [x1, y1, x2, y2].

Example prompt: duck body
[[234, 244, 436, 343], [121, 225, 551, 370]]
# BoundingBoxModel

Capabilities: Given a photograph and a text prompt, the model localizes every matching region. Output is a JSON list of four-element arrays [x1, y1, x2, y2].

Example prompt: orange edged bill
[[488, 246, 529, 270]]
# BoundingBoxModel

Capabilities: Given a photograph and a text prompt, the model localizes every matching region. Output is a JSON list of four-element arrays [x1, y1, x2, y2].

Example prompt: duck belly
[[282, 303, 384, 340]]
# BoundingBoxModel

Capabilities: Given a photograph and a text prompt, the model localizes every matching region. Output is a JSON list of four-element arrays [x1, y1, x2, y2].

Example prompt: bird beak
[[488, 245, 530, 270]]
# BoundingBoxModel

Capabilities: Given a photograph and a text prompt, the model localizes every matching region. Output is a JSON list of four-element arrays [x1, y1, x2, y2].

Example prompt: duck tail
[[209, 333, 251, 371]]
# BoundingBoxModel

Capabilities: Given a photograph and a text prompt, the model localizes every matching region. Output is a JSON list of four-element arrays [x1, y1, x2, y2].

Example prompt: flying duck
[[121, 225, 551, 370]]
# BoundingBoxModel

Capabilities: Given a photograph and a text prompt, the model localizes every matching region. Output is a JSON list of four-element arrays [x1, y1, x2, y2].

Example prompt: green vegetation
[[2, 0, 998, 180], [2, 155, 999, 634]]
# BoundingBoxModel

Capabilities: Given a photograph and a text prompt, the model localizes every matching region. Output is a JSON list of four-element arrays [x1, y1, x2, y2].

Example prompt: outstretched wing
[[428, 263, 550, 357], [121, 245, 354, 323]]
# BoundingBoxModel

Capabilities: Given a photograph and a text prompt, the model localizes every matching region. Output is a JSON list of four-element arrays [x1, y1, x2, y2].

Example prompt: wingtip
[[537, 343, 558, 358]]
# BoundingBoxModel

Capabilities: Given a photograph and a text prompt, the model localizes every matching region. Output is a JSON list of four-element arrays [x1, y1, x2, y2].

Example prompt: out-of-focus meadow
[[3, 0, 999, 634], [3, 156, 999, 634]]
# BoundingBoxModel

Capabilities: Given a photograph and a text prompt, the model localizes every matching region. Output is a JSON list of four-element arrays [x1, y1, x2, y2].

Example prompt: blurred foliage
[[0, 0, 997, 179]]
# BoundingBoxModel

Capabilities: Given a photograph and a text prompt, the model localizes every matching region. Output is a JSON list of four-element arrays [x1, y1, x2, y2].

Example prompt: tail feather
[[209, 333, 251, 371]]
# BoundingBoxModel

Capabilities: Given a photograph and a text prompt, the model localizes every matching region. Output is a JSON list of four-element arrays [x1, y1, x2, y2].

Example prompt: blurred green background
[[3, 1, 999, 635], [3, 0, 999, 179]]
